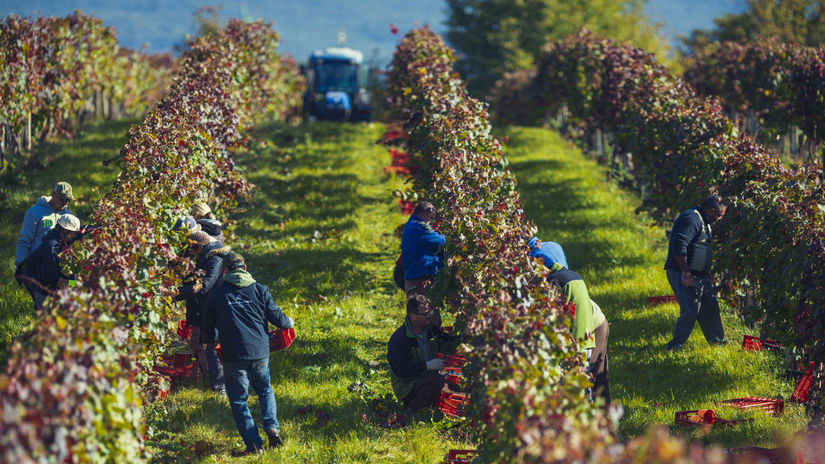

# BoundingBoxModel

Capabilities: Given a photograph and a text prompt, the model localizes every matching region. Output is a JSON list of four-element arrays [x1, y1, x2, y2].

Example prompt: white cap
[[57, 214, 81, 232]]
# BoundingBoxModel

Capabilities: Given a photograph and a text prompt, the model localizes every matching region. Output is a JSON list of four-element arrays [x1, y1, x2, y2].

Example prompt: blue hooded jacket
[[528, 237, 568, 269], [15, 196, 71, 266], [401, 215, 446, 280]]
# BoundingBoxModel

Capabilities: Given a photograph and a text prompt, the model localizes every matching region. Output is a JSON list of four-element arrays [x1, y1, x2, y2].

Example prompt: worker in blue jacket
[[527, 237, 568, 269], [203, 251, 294, 455], [401, 201, 445, 294]]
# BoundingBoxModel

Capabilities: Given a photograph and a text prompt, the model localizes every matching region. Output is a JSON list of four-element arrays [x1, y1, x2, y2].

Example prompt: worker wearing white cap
[[16, 214, 82, 310]]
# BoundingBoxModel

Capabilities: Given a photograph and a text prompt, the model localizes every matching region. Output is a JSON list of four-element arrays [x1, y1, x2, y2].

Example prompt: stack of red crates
[[437, 391, 469, 418], [790, 362, 815, 403], [447, 449, 477, 464], [742, 335, 783, 352], [153, 352, 197, 383], [269, 327, 296, 351], [399, 200, 415, 215], [438, 353, 467, 368], [719, 396, 785, 416]]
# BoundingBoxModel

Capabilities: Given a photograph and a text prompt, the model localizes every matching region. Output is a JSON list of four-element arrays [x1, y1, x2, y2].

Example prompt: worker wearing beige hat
[[16, 214, 82, 310], [191, 201, 225, 243], [15, 181, 75, 267]]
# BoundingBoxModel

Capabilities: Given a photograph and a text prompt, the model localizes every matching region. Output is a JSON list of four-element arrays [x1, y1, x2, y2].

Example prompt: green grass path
[[0, 119, 131, 364], [147, 122, 469, 462], [504, 127, 807, 448]]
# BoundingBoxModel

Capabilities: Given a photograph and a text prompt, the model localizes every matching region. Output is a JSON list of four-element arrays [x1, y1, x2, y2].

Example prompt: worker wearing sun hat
[[191, 201, 224, 243], [15, 181, 75, 267], [16, 213, 82, 310]]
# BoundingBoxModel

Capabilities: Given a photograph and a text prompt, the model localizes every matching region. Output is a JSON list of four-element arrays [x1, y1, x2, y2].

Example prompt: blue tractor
[[303, 47, 371, 122]]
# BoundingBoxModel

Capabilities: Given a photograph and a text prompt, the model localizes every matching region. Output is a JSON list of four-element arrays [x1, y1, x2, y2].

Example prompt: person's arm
[[40, 242, 63, 288], [261, 286, 293, 329], [668, 212, 701, 286], [15, 209, 37, 266], [387, 333, 427, 378], [195, 255, 223, 297], [201, 293, 218, 343], [419, 223, 446, 253]]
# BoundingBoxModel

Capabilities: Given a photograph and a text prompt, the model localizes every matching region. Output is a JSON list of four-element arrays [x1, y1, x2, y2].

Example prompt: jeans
[[224, 358, 279, 452], [666, 269, 725, 349]]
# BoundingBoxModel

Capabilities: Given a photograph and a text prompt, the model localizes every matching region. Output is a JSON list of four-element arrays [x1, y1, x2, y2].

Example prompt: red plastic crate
[[437, 391, 469, 418], [159, 352, 194, 369], [384, 129, 407, 142], [437, 353, 466, 368], [719, 396, 785, 416], [153, 363, 197, 382], [790, 362, 815, 403], [269, 327, 296, 351], [742, 335, 783, 352], [443, 366, 463, 384], [675, 409, 751, 428], [646, 295, 677, 305], [399, 200, 415, 215], [384, 165, 411, 176], [176, 320, 192, 339], [447, 449, 477, 464], [389, 148, 410, 164]]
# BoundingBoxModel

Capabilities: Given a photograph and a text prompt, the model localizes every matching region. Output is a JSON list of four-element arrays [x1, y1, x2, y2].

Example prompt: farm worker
[[191, 201, 225, 243], [16, 214, 81, 310], [543, 259, 610, 405], [401, 201, 446, 323], [664, 194, 728, 350], [387, 294, 461, 410], [175, 230, 229, 393], [527, 236, 569, 269], [15, 181, 74, 267], [202, 251, 293, 454]]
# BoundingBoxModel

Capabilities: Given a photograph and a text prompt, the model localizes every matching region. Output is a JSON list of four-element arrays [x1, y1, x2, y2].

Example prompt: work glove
[[425, 358, 446, 371]]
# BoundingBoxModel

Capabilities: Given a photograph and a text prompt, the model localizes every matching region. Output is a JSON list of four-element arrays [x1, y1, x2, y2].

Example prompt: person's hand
[[681, 271, 695, 288], [425, 358, 446, 371]]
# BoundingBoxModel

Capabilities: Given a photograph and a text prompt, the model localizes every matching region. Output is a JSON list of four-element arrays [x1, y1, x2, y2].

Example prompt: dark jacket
[[19, 228, 71, 290], [197, 218, 225, 243], [401, 215, 446, 280], [387, 318, 459, 400], [665, 207, 713, 275], [202, 272, 293, 362], [178, 241, 230, 326]]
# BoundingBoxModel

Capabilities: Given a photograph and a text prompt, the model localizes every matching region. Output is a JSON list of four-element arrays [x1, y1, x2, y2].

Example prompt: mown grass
[[0, 119, 133, 365], [503, 126, 808, 448], [146, 122, 470, 462]]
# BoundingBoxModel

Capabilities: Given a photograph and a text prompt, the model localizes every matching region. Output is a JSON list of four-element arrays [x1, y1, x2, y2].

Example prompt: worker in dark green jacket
[[547, 262, 610, 405], [387, 294, 460, 410]]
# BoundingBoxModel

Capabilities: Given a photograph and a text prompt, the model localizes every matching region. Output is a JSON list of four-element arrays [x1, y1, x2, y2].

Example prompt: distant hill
[[3, 0, 747, 62]]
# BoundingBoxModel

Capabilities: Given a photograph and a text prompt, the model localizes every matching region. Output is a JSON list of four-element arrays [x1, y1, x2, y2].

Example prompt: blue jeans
[[223, 358, 279, 451], [666, 269, 725, 349]]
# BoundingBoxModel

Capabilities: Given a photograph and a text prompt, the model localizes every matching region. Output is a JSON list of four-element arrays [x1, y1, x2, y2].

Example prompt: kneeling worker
[[202, 251, 294, 455], [387, 294, 460, 410]]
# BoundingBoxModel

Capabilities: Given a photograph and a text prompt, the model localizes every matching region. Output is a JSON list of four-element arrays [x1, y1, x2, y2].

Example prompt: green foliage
[[0, 12, 176, 170], [388, 26, 622, 462], [683, 0, 825, 56], [496, 29, 825, 407], [684, 40, 825, 160], [0, 19, 297, 462], [145, 121, 471, 462], [445, 0, 670, 96]]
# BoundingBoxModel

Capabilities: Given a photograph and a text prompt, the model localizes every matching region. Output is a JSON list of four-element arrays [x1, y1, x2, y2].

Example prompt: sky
[[2, 0, 749, 63]]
